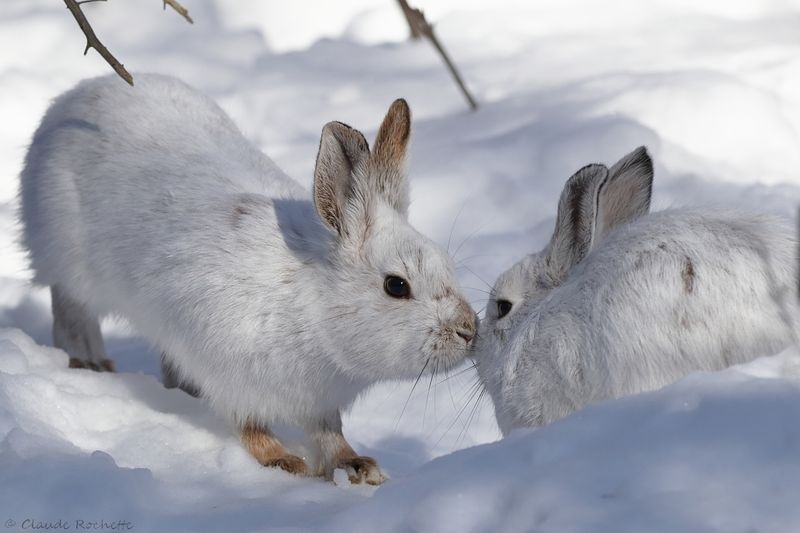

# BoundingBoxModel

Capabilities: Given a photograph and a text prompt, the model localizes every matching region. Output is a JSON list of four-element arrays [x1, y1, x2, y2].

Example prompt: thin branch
[[396, 0, 422, 39], [63, 0, 133, 86], [397, 1, 478, 111], [163, 0, 193, 24]]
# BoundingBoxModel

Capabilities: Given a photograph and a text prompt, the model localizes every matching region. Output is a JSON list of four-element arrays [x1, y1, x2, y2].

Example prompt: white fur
[[19, 74, 475, 435], [476, 147, 799, 435]]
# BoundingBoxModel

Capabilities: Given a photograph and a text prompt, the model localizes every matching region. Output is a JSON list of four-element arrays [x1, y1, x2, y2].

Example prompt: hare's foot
[[52, 286, 114, 372], [263, 454, 308, 475], [337, 455, 386, 485], [309, 411, 388, 485], [160, 352, 201, 397], [241, 423, 308, 476], [68, 357, 115, 372]]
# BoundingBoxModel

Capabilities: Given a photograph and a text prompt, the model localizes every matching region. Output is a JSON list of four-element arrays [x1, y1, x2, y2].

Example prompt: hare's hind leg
[[51, 285, 114, 372], [160, 353, 201, 397]]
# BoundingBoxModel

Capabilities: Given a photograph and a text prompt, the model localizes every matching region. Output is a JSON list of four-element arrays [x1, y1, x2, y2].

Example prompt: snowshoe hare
[[476, 147, 798, 435], [19, 74, 476, 483]]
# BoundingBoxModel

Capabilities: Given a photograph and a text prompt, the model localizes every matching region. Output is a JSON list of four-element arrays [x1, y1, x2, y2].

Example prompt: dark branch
[[163, 0, 193, 24], [396, 0, 422, 39], [396, 1, 478, 111], [63, 0, 133, 85]]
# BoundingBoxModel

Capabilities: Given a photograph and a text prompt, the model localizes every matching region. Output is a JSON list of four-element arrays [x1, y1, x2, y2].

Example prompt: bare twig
[[396, 0, 478, 111], [64, 0, 195, 85], [64, 0, 133, 85], [163, 0, 193, 24], [396, 0, 422, 39]]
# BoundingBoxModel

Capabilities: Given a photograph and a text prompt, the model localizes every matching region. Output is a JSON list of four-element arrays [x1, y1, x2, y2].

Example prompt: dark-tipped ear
[[313, 121, 370, 235], [373, 98, 411, 164], [369, 99, 411, 215], [592, 146, 653, 247], [547, 164, 608, 281]]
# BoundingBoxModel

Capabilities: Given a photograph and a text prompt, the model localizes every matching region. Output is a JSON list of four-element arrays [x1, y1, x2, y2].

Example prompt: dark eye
[[384, 275, 411, 299], [496, 299, 513, 319]]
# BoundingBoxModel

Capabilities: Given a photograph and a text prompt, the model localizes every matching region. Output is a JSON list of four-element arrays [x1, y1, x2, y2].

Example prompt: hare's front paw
[[68, 357, 115, 372], [337, 456, 387, 485], [263, 454, 308, 476]]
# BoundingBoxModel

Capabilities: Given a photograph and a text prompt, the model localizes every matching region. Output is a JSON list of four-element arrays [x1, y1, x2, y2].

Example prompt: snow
[[326, 350, 800, 533], [2, 0, 800, 531]]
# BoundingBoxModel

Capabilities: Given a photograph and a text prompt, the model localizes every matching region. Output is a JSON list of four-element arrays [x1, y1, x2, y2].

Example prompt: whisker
[[462, 265, 493, 290], [453, 223, 488, 262], [456, 388, 487, 447], [456, 253, 496, 266], [423, 359, 438, 430], [395, 357, 430, 429], [435, 378, 484, 448], [437, 362, 478, 384], [444, 367, 457, 411], [461, 286, 492, 295], [447, 202, 469, 254]]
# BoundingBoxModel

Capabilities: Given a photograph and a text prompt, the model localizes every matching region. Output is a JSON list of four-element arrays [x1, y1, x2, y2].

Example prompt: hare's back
[[593, 209, 795, 286], [570, 208, 796, 393], [25, 73, 298, 200], [19, 74, 301, 303]]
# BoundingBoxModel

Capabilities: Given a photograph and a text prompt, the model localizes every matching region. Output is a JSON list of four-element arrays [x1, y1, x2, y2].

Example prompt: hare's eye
[[496, 299, 513, 319], [384, 275, 411, 299]]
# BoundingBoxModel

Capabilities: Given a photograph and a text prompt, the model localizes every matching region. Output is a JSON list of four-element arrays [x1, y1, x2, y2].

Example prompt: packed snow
[[2, 0, 800, 531]]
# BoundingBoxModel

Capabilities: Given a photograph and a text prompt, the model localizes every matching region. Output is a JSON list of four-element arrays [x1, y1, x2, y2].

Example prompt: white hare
[[19, 74, 476, 483], [476, 147, 798, 435]]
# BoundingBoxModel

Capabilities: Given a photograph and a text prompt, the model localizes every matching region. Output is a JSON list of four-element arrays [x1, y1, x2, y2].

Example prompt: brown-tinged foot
[[69, 357, 115, 372], [263, 454, 309, 475], [241, 423, 308, 476], [337, 455, 387, 485]]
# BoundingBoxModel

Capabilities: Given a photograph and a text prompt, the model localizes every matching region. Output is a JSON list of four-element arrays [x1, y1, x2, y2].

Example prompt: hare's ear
[[547, 164, 608, 281], [313, 121, 370, 235], [370, 99, 411, 215], [592, 146, 653, 248]]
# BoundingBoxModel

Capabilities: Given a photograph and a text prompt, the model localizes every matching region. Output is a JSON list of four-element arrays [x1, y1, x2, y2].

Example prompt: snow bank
[[0, 328, 366, 532], [328, 352, 800, 533], [3, 327, 799, 532]]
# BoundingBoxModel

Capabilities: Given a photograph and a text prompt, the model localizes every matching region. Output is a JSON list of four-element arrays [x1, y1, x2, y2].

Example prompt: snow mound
[[0, 328, 365, 532], [327, 351, 800, 533], [4, 328, 799, 532]]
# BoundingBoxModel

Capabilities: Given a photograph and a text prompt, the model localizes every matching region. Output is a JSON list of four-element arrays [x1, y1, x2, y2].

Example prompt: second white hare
[[19, 74, 477, 483], [477, 147, 798, 435]]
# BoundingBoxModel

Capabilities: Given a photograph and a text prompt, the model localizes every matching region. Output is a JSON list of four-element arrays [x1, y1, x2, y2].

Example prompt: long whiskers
[[395, 357, 430, 430], [461, 265, 493, 291], [437, 361, 478, 384], [461, 286, 492, 295], [423, 358, 440, 430], [434, 374, 485, 448], [456, 387, 488, 448], [447, 202, 469, 254], [452, 223, 488, 262]]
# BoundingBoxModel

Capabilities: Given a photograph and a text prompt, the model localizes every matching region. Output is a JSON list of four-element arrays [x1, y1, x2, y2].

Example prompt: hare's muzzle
[[452, 300, 478, 347]]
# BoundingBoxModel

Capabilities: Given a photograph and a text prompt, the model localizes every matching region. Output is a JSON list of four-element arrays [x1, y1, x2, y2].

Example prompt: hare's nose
[[455, 310, 478, 345], [457, 330, 474, 344]]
